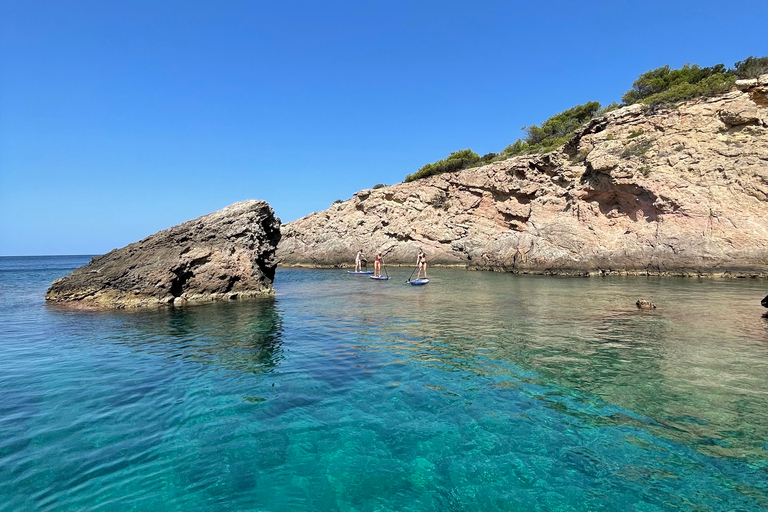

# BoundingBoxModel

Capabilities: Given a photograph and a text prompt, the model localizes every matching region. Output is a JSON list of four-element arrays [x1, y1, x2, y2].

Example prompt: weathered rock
[[636, 299, 657, 310], [762, 295, 768, 308], [278, 77, 768, 277], [46, 200, 281, 309]]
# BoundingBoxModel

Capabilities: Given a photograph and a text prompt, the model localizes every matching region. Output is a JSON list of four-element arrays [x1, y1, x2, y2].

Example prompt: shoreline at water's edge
[[278, 263, 768, 278], [45, 288, 276, 310]]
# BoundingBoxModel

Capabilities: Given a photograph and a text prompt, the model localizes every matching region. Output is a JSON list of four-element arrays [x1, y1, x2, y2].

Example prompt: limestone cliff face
[[279, 76, 768, 276], [47, 200, 281, 308]]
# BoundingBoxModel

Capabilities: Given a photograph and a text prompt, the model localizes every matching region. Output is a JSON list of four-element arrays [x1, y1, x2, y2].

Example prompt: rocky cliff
[[278, 76, 768, 276], [47, 200, 281, 308]]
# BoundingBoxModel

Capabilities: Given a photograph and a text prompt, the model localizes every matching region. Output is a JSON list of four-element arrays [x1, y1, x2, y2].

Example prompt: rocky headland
[[278, 76, 768, 277], [46, 200, 281, 309]]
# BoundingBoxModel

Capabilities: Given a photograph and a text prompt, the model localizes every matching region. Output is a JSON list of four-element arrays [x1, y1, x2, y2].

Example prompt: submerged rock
[[762, 294, 768, 308], [46, 200, 281, 309], [278, 77, 768, 277], [636, 299, 657, 310]]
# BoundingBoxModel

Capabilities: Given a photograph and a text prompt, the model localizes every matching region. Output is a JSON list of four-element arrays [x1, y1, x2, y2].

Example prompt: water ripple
[[1, 260, 768, 510]]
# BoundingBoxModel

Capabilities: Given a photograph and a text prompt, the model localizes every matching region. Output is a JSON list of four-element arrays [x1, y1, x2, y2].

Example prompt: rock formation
[[46, 200, 281, 309], [278, 76, 768, 277]]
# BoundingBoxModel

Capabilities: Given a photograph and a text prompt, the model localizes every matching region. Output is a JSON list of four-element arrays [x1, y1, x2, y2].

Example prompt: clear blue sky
[[1, 0, 766, 255]]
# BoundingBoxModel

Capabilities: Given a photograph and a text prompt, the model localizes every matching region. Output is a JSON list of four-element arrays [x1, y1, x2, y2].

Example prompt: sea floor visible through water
[[1, 256, 768, 511]]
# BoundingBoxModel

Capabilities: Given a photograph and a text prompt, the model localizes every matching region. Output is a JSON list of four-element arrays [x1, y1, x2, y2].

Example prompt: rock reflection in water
[[98, 299, 285, 376]]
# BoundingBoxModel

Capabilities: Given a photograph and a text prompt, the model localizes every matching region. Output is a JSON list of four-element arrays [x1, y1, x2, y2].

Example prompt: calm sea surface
[[1, 256, 768, 511]]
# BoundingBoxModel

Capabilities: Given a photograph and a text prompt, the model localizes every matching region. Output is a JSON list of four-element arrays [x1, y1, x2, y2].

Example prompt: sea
[[1, 255, 767, 511]]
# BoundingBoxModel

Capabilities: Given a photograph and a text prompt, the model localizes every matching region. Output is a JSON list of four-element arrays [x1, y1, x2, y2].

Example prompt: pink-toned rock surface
[[279, 77, 768, 276], [46, 200, 281, 308]]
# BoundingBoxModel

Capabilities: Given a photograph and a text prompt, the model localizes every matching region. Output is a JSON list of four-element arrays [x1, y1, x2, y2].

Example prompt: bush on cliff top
[[502, 101, 604, 158], [734, 56, 768, 79], [402, 55, 767, 183], [404, 149, 502, 182], [405, 149, 481, 182], [621, 63, 736, 107]]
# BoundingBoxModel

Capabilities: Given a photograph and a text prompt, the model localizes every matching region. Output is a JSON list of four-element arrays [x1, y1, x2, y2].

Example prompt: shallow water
[[1, 256, 768, 511]]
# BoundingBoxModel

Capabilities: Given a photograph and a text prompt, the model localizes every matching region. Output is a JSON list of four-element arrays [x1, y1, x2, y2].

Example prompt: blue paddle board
[[347, 271, 374, 274], [370, 275, 389, 280], [409, 279, 429, 285]]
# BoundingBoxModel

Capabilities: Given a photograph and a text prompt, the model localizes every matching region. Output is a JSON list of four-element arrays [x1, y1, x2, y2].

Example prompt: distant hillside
[[278, 74, 768, 277], [405, 56, 768, 183]]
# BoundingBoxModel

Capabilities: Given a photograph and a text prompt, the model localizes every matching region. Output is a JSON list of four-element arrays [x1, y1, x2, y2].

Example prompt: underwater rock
[[636, 299, 657, 309]]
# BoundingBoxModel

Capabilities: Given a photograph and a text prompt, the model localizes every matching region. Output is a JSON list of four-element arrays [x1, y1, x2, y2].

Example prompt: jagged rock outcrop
[[279, 76, 768, 276], [47, 200, 281, 308]]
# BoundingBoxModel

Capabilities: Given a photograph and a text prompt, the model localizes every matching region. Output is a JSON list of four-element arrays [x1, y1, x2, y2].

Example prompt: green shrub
[[523, 101, 601, 145], [405, 149, 481, 182], [734, 56, 768, 79], [627, 130, 643, 139], [501, 101, 602, 158], [332, 199, 343, 205], [372, 183, 385, 189], [621, 63, 736, 107], [597, 102, 620, 115], [481, 152, 497, 162]]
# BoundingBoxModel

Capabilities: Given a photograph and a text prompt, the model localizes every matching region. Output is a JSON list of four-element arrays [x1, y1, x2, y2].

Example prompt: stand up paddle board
[[409, 279, 429, 285], [370, 275, 389, 280], [347, 270, 374, 274]]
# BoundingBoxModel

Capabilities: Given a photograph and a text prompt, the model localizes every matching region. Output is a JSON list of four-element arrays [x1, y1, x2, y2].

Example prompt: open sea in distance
[[1, 255, 768, 511]]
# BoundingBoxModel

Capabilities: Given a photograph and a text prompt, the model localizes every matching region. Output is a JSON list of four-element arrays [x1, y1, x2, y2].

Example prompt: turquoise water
[[2, 256, 768, 511]]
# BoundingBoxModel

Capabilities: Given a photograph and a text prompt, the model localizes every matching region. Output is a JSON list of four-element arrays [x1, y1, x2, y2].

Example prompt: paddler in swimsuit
[[416, 249, 427, 279], [374, 253, 382, 277], [355, 249, 364, 272]]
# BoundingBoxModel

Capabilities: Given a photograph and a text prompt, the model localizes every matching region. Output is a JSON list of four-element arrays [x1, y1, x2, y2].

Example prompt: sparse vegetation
[[598, 102, 620, 115], [570, 149, 590, 164], [622, 140, 653, 158], [333, 199, 343, 205], [639, 165, 651, 177], [628, 130, 644, 139], [405, 149, 481, 182], [503, 101, 603, 158], [734, 56, 768, 79], [372, 183, 385, 189]]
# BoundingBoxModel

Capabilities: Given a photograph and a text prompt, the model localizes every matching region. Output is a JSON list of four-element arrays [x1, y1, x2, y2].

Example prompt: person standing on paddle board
[[355, 249, 364, 272], [374, 253, 383, 277], [416, 249, 427, 279]]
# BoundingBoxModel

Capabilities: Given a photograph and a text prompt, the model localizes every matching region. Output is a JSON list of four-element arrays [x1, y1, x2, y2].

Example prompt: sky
[[1, 0, 766, 255]]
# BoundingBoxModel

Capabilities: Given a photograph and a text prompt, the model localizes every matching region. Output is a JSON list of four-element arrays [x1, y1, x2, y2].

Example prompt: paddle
[[406, 264, 418, 283], [381, 247, 393, 278]]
